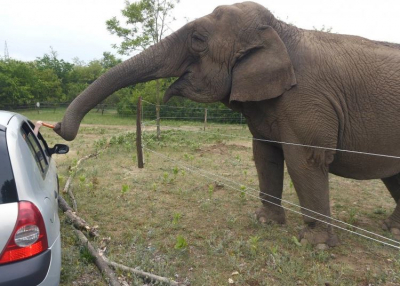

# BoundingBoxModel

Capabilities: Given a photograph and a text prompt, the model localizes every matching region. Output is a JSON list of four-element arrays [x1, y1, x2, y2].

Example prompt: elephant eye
[[191, 32, 208, 52]]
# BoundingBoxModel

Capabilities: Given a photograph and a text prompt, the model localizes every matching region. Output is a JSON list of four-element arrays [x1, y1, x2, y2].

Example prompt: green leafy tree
[[35, 48, 74, 97], [100, 52, 122, 69], [106, 0, 179, 55], [106, 0, 179, 137]]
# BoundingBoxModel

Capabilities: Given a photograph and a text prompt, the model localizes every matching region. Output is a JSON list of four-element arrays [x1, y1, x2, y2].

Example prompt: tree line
[[0, 49, 229, 116], [0, 0, 231, 117]]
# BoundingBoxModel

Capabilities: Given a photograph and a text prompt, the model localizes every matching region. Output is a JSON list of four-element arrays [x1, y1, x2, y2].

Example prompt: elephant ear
[[230, 26, 296, 102]]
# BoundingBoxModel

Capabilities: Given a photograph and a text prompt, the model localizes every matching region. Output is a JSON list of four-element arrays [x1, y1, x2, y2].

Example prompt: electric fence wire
[[143, 146, 400, 250], [142, 123, 400, 160], [140, 122, 400, 249]]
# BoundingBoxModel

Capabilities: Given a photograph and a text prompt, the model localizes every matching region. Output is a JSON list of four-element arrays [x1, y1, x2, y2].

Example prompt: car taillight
[[0, 201, 48, 264]]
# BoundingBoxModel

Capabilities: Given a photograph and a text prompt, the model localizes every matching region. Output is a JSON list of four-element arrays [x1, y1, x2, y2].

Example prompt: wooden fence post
[[156, 104, 161, 140], [136, 97, 144, 168], [204, 108, 208, 131]]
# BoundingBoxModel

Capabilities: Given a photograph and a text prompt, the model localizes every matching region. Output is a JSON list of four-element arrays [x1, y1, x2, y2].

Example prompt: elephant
[[54, 1, 400, 247]]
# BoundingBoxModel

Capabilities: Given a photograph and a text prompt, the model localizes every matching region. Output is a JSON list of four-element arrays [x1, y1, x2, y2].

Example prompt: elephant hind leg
[[381, 175, 400, 239]]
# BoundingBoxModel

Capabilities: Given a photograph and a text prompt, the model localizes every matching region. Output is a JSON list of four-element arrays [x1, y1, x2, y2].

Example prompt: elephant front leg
[[285, 147, 339, 247], [253, 141, 286, 224], [381, 174, 400, 240]]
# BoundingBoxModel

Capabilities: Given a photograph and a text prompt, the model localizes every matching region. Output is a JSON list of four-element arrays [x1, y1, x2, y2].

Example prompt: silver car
[[0, 111, 68, 285]]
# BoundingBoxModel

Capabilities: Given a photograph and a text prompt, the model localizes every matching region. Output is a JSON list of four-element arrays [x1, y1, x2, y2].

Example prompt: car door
[[20, 122, 60, 246]]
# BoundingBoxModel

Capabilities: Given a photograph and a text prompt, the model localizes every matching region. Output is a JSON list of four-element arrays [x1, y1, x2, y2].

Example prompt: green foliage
[[1, 48, 124, 107], [0, 58, 62, 107], [106, 0, 180, 55], [121, 184, 130, 195], [172, 212, 182, 225], [248, 235, 261, 256], [174, 235, 188, 250]]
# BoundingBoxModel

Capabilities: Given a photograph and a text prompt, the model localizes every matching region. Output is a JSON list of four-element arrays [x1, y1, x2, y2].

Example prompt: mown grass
[[35, 112, 400, 286]]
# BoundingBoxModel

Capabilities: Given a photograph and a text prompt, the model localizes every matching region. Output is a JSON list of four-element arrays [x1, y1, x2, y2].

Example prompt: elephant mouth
[[163, 72, 190, 103]]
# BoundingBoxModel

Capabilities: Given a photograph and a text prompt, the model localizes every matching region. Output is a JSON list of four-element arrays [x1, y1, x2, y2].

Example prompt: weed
[[174, 235, 188, 250], [239, 185, 246, 202], [79, 246, 95, 264], [373, 207, 387, 215], [292, 236, 302, 247], [248, 235, 261, 256], [347, 208, 358, 226], [173, 166, 179, 177], [79, 175, 86, 184], [121, 184, 130, 195], [208, 184, 214, 200], [162, 172, 170, 184], [172, 213, 182, 225], [87, 182, 94, 193]]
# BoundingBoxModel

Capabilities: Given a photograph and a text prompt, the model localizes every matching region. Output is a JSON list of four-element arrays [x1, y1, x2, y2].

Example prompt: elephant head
[[54, 1, 296, 141]]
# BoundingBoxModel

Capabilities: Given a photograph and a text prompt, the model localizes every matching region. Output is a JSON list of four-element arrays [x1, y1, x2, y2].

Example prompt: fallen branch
[[74, 229, 121, 286], [63, 153, 98, 212], [101, 255, 183, 286], [58, 195, 99, 237]]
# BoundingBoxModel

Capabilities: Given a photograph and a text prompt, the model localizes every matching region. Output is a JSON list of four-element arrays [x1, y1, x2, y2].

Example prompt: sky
[[1, 0, 400, 63]]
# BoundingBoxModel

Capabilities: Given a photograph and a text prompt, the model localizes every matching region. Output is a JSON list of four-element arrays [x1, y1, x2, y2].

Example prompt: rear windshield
[[0, 130, 18, 204]]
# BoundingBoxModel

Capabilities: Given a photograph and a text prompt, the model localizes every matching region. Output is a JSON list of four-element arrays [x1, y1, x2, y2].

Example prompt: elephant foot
[[299, 224, 339, 247], [382, 218, 400, 240], [255, 205, 286, 225]]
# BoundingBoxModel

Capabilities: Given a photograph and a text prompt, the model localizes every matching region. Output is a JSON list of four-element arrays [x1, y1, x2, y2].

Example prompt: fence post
[[136, 97, 144, 168], [156, 104, 161, 140], [204, 108, 208, 131]]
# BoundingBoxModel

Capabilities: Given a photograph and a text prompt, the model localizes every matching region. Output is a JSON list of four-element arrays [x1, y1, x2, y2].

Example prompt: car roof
[[0, 110, 15, 124], [0, 111, 29, 129], [0, 111, 17, 128]]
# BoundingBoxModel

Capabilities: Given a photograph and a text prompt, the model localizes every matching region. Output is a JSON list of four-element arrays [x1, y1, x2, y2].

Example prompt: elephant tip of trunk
[[53, 122, 77, 141]]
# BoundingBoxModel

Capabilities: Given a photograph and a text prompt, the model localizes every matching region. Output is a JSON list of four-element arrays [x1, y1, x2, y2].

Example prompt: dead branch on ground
[[58, 195, 99, 237], [63, 153, 98, 211], [101, 254, 184, 286], [74, 229, 121, 286]]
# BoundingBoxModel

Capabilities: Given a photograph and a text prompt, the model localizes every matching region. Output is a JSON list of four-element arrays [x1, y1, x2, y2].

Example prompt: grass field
[[20, 109, 400, 285]]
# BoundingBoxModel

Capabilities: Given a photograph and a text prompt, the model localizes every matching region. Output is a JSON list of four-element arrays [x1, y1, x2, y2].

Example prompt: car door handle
[[54, 190, 58, 199]]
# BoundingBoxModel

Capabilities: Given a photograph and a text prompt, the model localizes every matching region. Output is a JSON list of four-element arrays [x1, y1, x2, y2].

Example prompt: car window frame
[[21, 122, 49, 177], [27, 121, 52, 161]]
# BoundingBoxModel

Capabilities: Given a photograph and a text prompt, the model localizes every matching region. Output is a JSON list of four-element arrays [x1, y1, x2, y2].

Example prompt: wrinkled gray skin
[[55, 2, 400, 246]]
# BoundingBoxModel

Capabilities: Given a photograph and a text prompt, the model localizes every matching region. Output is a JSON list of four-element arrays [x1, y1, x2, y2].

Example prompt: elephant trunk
[[54, 31, 188, 141]]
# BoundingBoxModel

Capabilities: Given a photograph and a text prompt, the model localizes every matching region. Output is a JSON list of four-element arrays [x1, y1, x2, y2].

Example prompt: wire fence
[[6, 101, 246, 125], [135, 102, 400, 250], [143, 145, 400, 250]]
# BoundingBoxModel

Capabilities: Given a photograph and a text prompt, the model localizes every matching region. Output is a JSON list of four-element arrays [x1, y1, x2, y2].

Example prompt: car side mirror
[[49, 144, 69, 156]]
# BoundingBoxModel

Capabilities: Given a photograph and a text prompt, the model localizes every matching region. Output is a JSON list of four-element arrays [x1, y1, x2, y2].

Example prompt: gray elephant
[[54, 1, 400, 246]]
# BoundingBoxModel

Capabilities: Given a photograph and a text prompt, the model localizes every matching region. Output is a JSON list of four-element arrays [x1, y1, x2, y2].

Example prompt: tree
[[106, 0, 179, 55], [106, 0, 179, 138], [35, 48, 74, 99], [100, 52, 122, 69]]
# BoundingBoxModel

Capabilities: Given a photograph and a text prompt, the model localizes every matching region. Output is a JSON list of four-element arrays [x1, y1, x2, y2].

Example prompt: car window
[[27, 121, 51, 160], [0, 130, 18, 204], [21, 122, 49, 175]]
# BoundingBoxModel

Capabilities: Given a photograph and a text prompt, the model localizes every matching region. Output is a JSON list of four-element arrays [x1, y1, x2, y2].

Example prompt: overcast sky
[[1, 0, 400, 63]]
